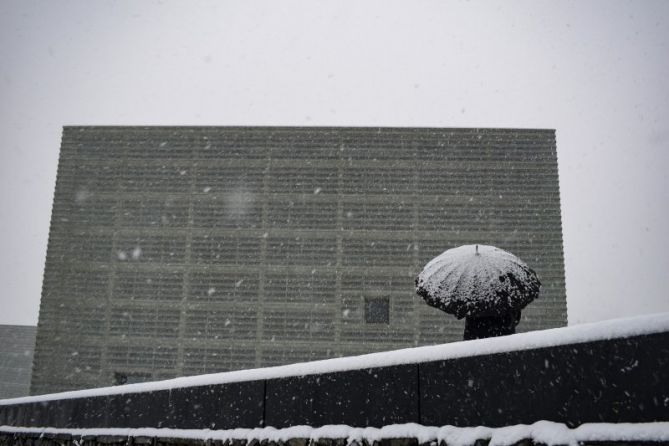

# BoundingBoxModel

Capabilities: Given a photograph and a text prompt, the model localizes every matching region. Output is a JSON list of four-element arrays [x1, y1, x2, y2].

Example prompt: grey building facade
[[31, 127, 567, 394], [0, 325, 36, 399]]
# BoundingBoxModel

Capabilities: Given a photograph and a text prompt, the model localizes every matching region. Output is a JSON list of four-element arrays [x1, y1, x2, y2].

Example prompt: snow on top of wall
[[2, 312, 668, 405], [2, 422, 669, 446]]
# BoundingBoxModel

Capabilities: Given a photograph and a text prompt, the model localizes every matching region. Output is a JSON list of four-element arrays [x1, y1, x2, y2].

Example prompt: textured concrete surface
[[31, 127, 567, 394]]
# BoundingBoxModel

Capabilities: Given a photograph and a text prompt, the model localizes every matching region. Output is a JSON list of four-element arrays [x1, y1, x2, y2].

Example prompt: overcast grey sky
[[1, 0, 667, 327]]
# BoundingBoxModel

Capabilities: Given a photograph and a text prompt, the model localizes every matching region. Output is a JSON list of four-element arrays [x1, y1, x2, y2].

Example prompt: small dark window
[[365, 297, 389, 324], [114, 372, 151, 386]]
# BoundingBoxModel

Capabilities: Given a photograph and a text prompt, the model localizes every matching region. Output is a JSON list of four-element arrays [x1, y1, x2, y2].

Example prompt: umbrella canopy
[[415, 244, 541, 319]]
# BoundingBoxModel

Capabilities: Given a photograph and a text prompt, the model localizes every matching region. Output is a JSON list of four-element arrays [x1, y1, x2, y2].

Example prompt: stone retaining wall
[[2, 331, 668, 430]]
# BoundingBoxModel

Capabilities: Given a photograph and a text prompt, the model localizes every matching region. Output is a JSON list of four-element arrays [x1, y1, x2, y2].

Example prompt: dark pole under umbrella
[[415, 244, 541, 340]]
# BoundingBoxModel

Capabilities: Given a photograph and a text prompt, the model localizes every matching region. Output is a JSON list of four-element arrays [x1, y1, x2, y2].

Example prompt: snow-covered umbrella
[[415, 244, 541, 339]]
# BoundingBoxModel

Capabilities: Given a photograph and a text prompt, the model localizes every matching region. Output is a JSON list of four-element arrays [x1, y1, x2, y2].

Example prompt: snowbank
[[2, 312, 668, 405], [2, 422, 669, 446]]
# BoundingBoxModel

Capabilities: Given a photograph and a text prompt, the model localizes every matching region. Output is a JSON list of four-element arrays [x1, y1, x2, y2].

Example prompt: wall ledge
[[2, 422, 669, 446]]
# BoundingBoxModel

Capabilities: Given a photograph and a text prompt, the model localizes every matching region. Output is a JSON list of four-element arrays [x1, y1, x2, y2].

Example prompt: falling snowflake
[[131, 246, 142, 259]]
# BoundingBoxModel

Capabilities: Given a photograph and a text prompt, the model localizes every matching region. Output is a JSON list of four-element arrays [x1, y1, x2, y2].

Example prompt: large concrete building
[[0, 325, 36, 399], [30, 127, 567, 394]]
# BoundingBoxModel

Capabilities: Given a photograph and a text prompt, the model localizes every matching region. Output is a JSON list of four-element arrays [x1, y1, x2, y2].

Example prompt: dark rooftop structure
[[0, 325, 36, 399]]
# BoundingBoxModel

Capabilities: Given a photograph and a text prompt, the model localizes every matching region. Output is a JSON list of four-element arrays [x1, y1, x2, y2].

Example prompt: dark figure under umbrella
[[415, 244, 541, 340]]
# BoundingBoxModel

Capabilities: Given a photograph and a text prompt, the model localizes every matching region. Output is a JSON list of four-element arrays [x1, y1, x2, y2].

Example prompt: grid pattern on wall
[[30, 126, 567, 394], [0, 325, 36, 399]]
